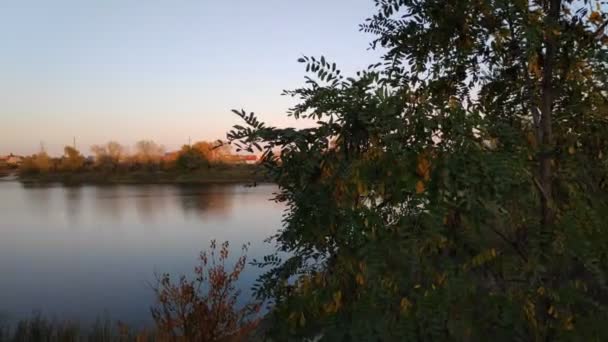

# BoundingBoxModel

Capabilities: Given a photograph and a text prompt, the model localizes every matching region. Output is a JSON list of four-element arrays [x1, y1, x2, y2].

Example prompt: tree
[[19, 149, 51, 174], [91, 141, 125, 171], [176, 144, 208, 171], [59, 146, 85, 171], [134, 140, 165, 165], [228, 0, 608, 340], [193, 140, 232, 164]]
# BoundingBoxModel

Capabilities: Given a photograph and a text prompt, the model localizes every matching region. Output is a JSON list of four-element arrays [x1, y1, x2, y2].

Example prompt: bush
[[151, 241, 260, 341]]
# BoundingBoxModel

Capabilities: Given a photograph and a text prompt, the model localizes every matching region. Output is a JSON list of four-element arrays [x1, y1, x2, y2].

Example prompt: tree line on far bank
[[18, 140, 239, 175]]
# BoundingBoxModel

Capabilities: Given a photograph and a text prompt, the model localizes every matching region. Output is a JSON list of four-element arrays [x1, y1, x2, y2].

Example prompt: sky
[[0, 0, 382, 156]]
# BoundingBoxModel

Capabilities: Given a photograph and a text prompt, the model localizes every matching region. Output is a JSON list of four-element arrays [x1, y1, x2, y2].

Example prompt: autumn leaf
[[528, 54, 542, 78], [416, 154, 431, 180], [568, 146, 576, 155], [590, 11, 602, 24], [356, 274, 365, 285], [416, 180, 426, 194], [400, 297, 413, 313]]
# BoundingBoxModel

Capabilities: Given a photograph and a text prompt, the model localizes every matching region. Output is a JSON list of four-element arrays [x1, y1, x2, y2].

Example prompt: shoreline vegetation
[[2, 139, 269, 185], [16, 165, 267, 185]]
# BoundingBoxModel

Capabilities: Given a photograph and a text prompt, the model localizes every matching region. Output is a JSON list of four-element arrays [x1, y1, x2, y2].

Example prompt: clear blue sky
[[0, 0, 381, 155]]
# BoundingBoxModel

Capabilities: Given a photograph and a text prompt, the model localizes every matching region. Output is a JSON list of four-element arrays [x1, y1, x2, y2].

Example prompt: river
[[0, 180, 282, 328]]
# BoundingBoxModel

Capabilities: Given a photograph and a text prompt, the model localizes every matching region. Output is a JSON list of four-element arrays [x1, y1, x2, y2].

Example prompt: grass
[[0, 314, 148, 342]]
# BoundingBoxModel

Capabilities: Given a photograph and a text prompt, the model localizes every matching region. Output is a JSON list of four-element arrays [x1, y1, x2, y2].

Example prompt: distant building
[[224, 154, 259, 165], [1, 154, 23, 166], [244, 155, 258, 164]]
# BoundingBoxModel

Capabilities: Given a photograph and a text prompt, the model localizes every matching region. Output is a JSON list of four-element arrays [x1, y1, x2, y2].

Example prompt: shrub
[[151, 241, 260, 341]]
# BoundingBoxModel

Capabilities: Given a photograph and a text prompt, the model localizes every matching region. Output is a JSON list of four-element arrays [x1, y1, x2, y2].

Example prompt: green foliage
[[228, 0, 608, 340]]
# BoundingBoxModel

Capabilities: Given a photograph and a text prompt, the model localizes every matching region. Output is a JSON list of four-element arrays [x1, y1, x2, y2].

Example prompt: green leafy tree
[[228, 0, 608, 340]]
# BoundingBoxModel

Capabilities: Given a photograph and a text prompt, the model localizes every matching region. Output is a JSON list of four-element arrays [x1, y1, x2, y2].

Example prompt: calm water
[[0, 181, 282, 327]]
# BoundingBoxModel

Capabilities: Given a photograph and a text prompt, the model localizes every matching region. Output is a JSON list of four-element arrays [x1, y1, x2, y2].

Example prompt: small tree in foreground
[[151, 241, 260, 341]]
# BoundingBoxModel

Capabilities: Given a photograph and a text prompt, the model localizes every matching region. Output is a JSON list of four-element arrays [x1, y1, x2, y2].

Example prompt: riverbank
[[17, 165, 268, 185]]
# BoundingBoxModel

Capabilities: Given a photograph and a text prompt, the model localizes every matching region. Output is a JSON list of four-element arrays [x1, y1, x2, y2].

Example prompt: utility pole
[[73, 136, 76, 149]]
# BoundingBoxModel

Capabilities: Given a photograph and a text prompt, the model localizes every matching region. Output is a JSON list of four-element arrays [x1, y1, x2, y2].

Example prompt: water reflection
[[18, 184, 241, 223], [177, 185, 233, 220], [64, 186, 83, 223], [0, 182, 282, 327], [94, 186, 126, 223]]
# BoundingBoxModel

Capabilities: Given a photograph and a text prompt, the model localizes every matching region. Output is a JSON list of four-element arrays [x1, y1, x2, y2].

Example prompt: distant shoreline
[[14, 166, 269, 185]]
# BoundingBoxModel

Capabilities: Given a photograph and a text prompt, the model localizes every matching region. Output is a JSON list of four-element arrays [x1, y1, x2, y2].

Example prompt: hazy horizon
[[1, 0, 381, 156]]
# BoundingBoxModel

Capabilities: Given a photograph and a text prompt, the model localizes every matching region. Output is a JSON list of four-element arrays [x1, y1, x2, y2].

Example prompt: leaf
[[568, 146, 576, 155], [416, 154, 431, 181], [590, 11, 602, 24], [416, 180, 425, 194], [400, 297, 412, 313], [356, 274, 365, 285]]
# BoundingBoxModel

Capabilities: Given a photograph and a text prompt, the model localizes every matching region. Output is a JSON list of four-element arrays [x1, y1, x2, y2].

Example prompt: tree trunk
[[539, 0, 560, 238], [538, 1, 561, 339]]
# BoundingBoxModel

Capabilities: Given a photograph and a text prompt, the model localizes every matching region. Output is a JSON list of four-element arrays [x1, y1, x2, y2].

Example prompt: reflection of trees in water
[[20, 183, 53, 216], [19, 183, 239, 224], [64, 185, 83, 222], [94, 185, 172, 223], [133, 186, 170, 223], [94, 186, 126, 222], [176, 185, 234, 219]]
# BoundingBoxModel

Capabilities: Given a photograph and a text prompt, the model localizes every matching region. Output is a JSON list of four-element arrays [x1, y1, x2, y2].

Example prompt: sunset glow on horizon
[[1, 0, 380, 156]]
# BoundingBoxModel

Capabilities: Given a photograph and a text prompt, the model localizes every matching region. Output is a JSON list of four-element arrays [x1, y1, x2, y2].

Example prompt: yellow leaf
[[416, 180, 425, 194], [435, 273, 446, 286], [416, 155, 431, 180], [333, 291, 342, 310], [568, 146, 576, 155], [448, 96, 460, 109], [528, 54, 542, 78], [400, 297, 412, 312], [356, 274, 365, 286], [564, 315, 574, 330], [299, 312, 306, 327]]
